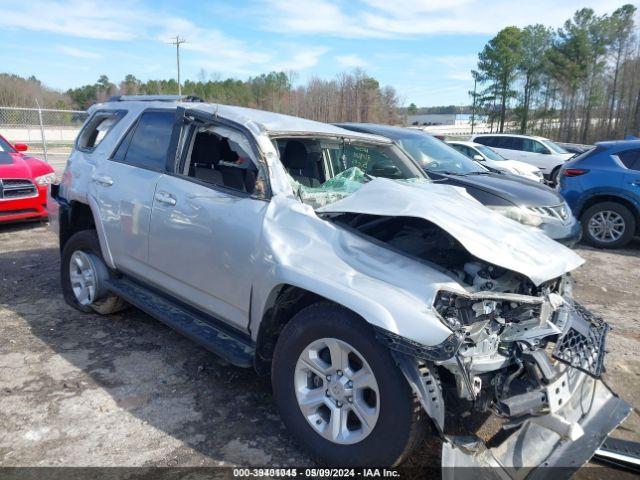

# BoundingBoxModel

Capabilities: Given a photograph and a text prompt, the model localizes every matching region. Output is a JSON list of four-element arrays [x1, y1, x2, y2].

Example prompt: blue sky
[[0, 0, 630, 106]]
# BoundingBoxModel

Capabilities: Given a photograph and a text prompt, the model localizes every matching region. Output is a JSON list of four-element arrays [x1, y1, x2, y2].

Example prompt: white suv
[[50, 96, 628, 470], [471, 134, 574, 183]]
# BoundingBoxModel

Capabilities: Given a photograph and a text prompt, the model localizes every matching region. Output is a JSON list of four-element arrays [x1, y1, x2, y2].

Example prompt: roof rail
[[107, 94, 204, 103]]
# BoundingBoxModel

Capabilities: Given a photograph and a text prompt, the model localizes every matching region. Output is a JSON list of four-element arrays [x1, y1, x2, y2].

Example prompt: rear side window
[[475, 136, 495, 147], [76, 110, 125, 151], [617, 148, 640, 171], [115, 110, 175, 171], [451, 144, 472, 157], [523, 139, 549, 154]]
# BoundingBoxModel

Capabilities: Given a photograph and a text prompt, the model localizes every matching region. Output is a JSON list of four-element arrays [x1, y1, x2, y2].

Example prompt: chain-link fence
[[0, 106, 88, 167]]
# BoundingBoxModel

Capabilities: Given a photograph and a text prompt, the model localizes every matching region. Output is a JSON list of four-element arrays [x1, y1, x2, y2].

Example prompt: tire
[[271, 302, 426, 467], [580, 201, 636, 248], [550, 167, 561, 186], [61, 230, 128, 314]]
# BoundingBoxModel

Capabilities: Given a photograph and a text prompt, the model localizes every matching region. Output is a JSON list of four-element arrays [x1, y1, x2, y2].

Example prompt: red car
[[0, 134, 55, 223]]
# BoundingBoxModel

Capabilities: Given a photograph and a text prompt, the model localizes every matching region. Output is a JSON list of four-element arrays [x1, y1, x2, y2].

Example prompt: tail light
[[562, 168, 589, 177]]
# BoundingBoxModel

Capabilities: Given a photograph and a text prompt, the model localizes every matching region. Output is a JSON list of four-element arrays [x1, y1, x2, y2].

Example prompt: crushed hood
[[317, 178, 584, 286]]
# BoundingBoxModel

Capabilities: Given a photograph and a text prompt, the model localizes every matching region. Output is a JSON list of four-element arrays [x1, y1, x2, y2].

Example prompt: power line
[[168, 36, 187, 96]]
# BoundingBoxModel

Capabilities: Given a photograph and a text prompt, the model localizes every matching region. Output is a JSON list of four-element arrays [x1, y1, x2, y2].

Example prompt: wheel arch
[[254, 283, 375, 375], [579, 194, 640, 233], [59, 196, 115, 268]]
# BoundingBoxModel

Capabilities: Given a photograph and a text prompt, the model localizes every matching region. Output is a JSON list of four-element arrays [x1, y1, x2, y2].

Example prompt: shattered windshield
[[395, 133, 488, 175], [274, 137, 425, 208]]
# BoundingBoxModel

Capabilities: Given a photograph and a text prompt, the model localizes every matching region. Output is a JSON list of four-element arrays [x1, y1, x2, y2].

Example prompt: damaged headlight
[[489, 205, 544, 227], [433, 290, 544, 332]]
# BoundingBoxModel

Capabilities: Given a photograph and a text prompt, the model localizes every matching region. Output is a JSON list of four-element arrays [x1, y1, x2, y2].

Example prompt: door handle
[[92, 175, 114, 186], [154, 192, 177, 206]]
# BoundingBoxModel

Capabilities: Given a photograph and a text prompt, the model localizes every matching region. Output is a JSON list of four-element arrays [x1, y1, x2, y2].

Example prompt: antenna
[[168, 36, 187, 96]]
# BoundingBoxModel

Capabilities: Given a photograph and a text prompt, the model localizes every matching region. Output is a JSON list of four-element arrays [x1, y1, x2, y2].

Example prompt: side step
[[594, 437, 640, 472], [106, 277, 255, 368]]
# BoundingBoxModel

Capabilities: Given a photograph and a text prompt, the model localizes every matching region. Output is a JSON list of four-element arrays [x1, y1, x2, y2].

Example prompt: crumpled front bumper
[[442, 373, 631, 479]]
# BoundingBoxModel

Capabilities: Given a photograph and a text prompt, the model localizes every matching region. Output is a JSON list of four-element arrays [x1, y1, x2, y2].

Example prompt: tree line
[[0, 70, 400, 125], [473, 3, 639, 143]]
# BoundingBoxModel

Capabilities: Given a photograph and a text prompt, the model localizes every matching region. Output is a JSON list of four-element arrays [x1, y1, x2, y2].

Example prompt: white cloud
[[432, 55, 477, 81], [56, 45, 101, 59], [257, 0, 392, 38], [271, 46, 330, 72], [335, 54, 369, 69], [259, 0, 627, 38], [0, 0, 144, 40], [0, 0, 325, 79]]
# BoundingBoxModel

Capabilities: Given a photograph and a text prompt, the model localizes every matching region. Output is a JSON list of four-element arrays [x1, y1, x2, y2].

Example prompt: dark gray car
[[337, 123, 581, 246]]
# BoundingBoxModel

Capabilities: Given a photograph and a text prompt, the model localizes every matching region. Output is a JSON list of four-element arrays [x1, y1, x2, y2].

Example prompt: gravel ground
[[0, 222, 638, 472]]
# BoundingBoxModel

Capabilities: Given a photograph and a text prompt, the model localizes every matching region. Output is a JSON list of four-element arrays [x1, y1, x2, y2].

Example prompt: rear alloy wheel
[[61, 230, 128, 314], [581, 202, 636, 248], [69, 250, 101, 307], [272, 302, 426, 466]]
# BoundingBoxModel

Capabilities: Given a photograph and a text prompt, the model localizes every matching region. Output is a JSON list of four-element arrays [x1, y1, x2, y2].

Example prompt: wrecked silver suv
[[52, 95, 629, 472]]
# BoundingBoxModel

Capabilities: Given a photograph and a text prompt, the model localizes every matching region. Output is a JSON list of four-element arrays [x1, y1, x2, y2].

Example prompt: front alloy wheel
[[271, 302, 426, 466], [295, 338, 380, 445]]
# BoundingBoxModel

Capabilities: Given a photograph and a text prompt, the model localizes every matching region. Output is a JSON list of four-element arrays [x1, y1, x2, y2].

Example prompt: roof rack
[[107, 95, 204, 103]]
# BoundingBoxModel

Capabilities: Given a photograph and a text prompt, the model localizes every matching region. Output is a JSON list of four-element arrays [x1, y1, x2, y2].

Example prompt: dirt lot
[[0, 222, 639, 471]]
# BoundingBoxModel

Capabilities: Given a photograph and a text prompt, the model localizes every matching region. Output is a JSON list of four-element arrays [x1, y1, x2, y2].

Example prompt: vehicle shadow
[[0, 245, 440, 470], [0, 220, 47, 235], [576, 237, 640, 258]]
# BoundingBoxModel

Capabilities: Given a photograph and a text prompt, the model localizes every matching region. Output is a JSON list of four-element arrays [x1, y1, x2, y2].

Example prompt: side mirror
[[14, 143, 28, 152], [473, 154, 484, 162]]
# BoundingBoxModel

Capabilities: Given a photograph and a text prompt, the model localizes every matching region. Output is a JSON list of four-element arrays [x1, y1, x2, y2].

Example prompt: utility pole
[[470, 70, 478, 135], [169, 36, 187, 96]]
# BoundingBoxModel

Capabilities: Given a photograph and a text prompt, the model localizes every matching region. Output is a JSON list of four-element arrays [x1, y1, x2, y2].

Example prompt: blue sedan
[[559, 140, 640, 248]]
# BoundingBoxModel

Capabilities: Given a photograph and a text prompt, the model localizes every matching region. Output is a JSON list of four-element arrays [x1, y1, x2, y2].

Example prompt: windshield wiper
[[460, 171, 490, 176]]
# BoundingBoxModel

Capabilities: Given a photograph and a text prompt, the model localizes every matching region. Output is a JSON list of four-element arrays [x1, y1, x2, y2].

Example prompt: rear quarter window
[[76, 110, 126, 151], [616, 148, 640, 171]]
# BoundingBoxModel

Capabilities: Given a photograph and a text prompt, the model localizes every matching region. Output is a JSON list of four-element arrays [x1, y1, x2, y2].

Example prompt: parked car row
[[447, 139, 544, 182], [337, 124, 580, 245], [2, 116, 638, 251], [471, 133, 575, 184], [445, 132, 640, 248], [45, 95, 628, 473]]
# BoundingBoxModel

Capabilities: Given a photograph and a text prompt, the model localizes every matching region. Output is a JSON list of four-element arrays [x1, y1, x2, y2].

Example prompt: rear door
[[94, 109, 176, 275], [618, 148, 640, 205], [147, 114, 269, 331]]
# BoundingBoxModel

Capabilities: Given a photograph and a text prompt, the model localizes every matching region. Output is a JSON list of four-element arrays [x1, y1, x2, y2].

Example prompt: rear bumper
[[0, 185, 48, 223], [442, 374, 631, 478]]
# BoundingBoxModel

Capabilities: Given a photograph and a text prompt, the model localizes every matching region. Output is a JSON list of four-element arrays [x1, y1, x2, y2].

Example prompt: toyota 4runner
[[51, 95, 630, 472]]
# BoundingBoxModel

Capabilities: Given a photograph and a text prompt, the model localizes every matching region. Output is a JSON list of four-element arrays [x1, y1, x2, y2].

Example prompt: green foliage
[[473, 3, 640, 142], [478, 26, 523, 131]]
